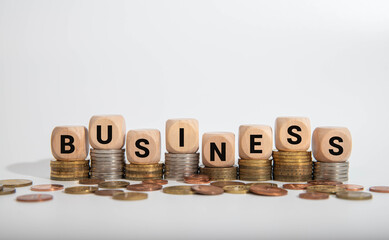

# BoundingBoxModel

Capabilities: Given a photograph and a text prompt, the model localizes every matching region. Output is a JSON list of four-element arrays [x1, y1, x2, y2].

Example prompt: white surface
[[1, 0, 389, 239]]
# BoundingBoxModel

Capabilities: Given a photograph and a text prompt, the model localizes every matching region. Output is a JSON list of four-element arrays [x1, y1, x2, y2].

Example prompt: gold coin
[[163, 186, 195, 195], [245, 182, 278, 187], [98, 181, 129, 189], [307, 185, 345, 194], [64, 186, 98, 194], [0, 179, 32, 188], [50, 176, 83, 181], [272, 151, 311, 156], [336, 191, 372, 200], [0, 187, 16, 195], [223, 185, 250, 194], [239, 177, 272, 181], [112, 192, 148, 201], [50, 160, 89, 165]]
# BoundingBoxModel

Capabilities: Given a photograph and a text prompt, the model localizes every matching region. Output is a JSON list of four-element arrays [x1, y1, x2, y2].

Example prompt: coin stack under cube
[[164, 119, 200, 181], [90, 149, 125, 180], [313, 161, 349, 182], [125, 162, 164, 180], [165, 153, 199, 181], [312, 127, 352, 182], [238, 159, 272, 181], [50, 126, 90, 181], [272, 151, 313, 182], [199, 165, 237, 181], [50, 160, 90, 181]]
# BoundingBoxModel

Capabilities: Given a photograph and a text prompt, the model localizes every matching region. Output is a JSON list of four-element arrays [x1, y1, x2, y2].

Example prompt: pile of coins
[[199, 166, 238, 181], [313, 161, 349, 182], [238, 159, 272, 181], [272, 151, 313, 182], [164, 153, 199, 181], [50, 160, 90, 181], [90, 149, 125, 180], [125, 163, 163, 180]]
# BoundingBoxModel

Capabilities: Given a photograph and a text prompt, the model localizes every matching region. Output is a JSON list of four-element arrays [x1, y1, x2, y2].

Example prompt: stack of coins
[[199, 166, 238, 181], [165, 153, 199, 181], [90, 149, 125, 180], [238, 159, 272, 181], [125, 163, 164, 180], [272, 151, 313, 182], [50, 160, 90, 181], [313, 161, 349, 182]]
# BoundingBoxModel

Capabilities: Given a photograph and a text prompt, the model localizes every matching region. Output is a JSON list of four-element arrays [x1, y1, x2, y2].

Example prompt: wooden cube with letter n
[[202, 132, 235, 167]]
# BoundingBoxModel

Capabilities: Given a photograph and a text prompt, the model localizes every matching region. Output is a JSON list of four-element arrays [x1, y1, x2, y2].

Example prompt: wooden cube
[[239, 125, 273, 160], [202, 132, 235, 167], [51, 126, 89, 160], [275, 117, 311, 151], [312, 127, 352, 162], [89, 115, 126, 150], [126, 129, 161, 164], [166, 118, 199, 153]]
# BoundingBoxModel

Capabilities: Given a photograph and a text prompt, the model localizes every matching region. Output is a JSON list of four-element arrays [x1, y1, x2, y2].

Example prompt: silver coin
[[91, 148, 125, 152], [165, 152, 199, 156], [314, 162, 349, 166], [90, 152, 124, 156], [314, 169, 349, 173], [313, 165, 349, 168], [91, 157, 125, 161]]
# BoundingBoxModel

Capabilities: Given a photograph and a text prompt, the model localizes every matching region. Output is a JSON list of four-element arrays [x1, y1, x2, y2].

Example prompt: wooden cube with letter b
[[50, 126, 90, 181], [200, 132, 237, 180]]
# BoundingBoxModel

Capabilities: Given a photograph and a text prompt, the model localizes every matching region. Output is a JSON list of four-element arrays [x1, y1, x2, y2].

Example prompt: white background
[[0, 0, 389, 239]]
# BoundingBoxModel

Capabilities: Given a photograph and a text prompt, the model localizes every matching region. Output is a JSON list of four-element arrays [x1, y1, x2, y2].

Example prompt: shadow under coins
[[7, 159, 50, 179]]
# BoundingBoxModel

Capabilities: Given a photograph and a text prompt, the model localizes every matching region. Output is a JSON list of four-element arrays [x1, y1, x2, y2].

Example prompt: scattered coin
[[64, 186, 98, 194], [31, 184, 64, 192], [340, 184, 364, 191], [306, 185, 344, 194], [184, 174, 211, 184], [191, 185, 224, 195], [163, 186, 195, 195], [0, 188, 16, 195], [16, 194, 53, 202], [299, 192, 329, 200], [308, 180, 343, 186], [282, 184, 309, 190], [79, 179, 105, 185], [249, 185, 288, 196], [0, 179, 33, 188], [127, 183, 162, 192], [245, 182, 278, 187], [336, 191, 372, 200], [142, 179, 168, 185], [369, 186, 389, 193], [223, 185, 249, 194], [98, 181, 129, 189], [112, 192, 148, 201], [95, 190, 124, 196], [210, 181, 245, 188]]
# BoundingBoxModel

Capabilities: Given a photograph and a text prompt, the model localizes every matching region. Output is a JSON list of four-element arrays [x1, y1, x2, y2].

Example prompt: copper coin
[[79, 179, 105, 185], [249, 185, 288, 196], [191, 185, 224, 195], [127, 183, 162, 191], [341, 184, 364, 191], [16, 194, 53, 202], [210, 181, 245, 188], [95, 189, 124, 196], [299, 192, 329, 200], [369, 186, 389, 193], [308, 180, 342, 186], [31, 184, 64, 192], [282, 184, 309, 190], [142, 179, 168, 185], [184, 174, 211, 184]]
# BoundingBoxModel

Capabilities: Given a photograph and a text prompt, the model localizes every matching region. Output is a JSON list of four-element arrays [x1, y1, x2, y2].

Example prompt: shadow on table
[[7, 159, 50, 179]]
